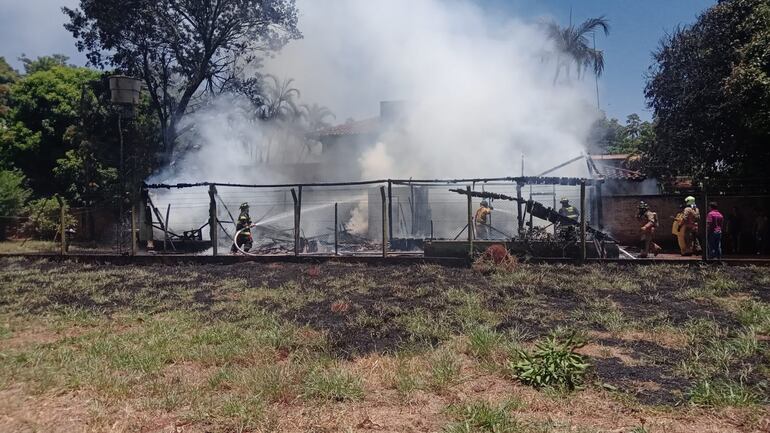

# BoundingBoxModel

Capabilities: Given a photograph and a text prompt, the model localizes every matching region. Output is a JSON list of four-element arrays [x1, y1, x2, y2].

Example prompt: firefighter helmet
[[685, 196, 696, 205], [560, 197, 569, 204]]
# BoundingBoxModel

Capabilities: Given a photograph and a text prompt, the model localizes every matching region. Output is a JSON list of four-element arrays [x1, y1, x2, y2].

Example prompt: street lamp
[[108, 75, 142, 254]]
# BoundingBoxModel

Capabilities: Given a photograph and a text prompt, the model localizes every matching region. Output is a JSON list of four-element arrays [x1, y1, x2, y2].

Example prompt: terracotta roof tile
[[316, 117, 380, 137]]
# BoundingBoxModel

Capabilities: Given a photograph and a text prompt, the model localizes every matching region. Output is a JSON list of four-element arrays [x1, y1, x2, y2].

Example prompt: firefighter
[[672, 204, 687, 255], [558, 197, 580, 220], [231, 202, 253, 254], [474, 200, 493, 240], [556, 197, 579, 242], [682, 196, 701, 256], [638, 201, 661, 258]]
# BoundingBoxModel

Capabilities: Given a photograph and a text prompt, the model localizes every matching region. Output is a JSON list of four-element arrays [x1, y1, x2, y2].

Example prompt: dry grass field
[[0, 257, 768, 432]]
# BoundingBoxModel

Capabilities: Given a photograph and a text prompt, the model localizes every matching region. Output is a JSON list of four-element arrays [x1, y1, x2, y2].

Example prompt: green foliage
[[64, 0, 302, 155], [587, 112, 655, 155], [53, 146, 118, 207], [22, 197, 76, 239], [544, 16, 610, 82], [0, 58, 20, 144], [3, 65, 100, 194], [646, 0, 770, 178], [0, 169, 31, 216], [0, 57, 20, 85], [510, 333, 590, 391], [0, 58, 161, 203], [18, 54, 71, 74]]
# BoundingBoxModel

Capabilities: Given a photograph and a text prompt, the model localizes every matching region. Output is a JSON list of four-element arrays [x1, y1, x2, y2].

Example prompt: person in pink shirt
[[706, 202, 724, 259]]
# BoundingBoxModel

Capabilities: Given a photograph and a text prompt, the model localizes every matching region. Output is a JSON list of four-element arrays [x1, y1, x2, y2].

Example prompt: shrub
[[0, 169, 31, 239], [509, 333, 590, 391], [22, 197, 75, 239]]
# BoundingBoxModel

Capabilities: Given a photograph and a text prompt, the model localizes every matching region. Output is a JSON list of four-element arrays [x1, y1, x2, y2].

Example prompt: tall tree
[[646, 0, 770, 179], [19, 54, 71, 74], [0, 58, 20, 129], [545, 16, 610, 83], [64, 0, 301, 158]]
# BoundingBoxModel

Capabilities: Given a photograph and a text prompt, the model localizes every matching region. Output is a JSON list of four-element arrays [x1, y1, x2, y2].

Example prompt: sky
[[0, 0, 715, 121]]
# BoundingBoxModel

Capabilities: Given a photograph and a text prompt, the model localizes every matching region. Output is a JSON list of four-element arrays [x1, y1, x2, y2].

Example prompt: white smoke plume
[[147, 0, 602, 245], [267, 0, 598, 178]]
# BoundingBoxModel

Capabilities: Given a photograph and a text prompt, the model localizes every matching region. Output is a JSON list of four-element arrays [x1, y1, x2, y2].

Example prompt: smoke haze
[[266, 0, 598, 178], [148, 0, 601, 240]]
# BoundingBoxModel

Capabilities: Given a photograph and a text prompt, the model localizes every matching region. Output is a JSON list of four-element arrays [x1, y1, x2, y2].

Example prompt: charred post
[[380, 186, 387, 257], [208, 185, 218, 256], [291, 188, 299, 256]]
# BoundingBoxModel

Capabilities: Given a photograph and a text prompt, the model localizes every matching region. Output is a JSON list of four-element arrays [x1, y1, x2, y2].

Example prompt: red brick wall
[[602, 195, 770, 250], [602, 196, 681, 248]]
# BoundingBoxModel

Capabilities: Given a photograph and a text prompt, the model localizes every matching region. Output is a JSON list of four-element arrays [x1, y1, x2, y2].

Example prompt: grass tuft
[[302, 367, 364, 401], [429, 350, 461, 392], [443, 400, 522, 433], [688, 379, 762, 407]]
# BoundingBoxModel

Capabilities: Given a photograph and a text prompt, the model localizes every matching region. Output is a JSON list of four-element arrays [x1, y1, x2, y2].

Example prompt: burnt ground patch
[[1, 258, 768, 407]]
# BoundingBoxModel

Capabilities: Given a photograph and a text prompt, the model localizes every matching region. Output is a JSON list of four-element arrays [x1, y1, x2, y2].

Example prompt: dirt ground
[[0, 257, 768, 432]]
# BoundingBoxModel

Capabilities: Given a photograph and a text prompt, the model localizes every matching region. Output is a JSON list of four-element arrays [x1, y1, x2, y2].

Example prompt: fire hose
[[232, 224, 261, 256]]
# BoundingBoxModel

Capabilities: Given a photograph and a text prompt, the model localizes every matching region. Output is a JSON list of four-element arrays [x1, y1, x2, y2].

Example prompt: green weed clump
[[688, 379, 763, 407], [443, 400, 523, 433], [429, 350, 461, 391], [467, 326, 505, 360], [509, 333, 590, 391], [735, 300, 770, 334]]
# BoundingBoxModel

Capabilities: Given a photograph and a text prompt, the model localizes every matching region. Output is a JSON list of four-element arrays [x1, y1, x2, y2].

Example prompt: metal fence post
[[580, 181, 587, 263], [516, 183, 523, 235], [208, 185, 218, 256], [291, 188, 298, 255], [467, 185, 473, 258], [334, 202, 339, 256], [380, 186, 387, 257], [387, 180, 393, 243]]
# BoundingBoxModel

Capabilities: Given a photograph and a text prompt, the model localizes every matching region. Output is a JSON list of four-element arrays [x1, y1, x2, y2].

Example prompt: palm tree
[[300, 103, 336, 132], [545, 16, 610, 84], [259, 74, 301, 121]]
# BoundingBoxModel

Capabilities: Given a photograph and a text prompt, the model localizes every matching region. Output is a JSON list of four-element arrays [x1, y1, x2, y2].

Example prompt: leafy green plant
[[509, 333, 590, 391], [22, 197, 75, 239]]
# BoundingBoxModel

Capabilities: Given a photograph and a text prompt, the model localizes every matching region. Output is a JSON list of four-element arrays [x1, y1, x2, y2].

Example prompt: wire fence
[[140, 177, 600, 257]]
